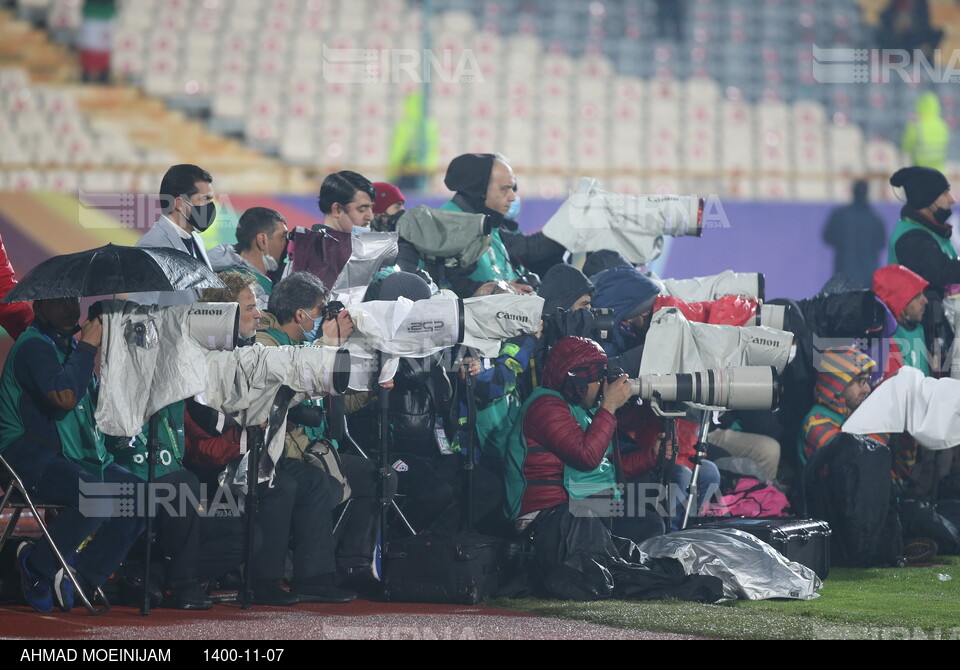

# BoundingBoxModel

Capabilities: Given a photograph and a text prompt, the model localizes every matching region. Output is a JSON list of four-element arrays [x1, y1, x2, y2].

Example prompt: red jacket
[[520, 395, 657, 517], [0, 235, 33, 339], [183, 408, 242, 470]]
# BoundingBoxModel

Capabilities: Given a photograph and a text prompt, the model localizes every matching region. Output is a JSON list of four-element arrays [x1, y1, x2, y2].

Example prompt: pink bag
[[702, 477, 791, 518]]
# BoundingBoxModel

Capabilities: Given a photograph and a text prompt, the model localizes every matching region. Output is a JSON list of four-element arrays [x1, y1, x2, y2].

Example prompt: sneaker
[[904, 537, 939, 565], [17, 542, 53, 613], [164, 583, 213, 610], [53, 567, 77, 613]]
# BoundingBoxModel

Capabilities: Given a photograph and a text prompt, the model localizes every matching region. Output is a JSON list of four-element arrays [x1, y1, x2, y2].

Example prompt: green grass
[[490, 557, 960, 639]]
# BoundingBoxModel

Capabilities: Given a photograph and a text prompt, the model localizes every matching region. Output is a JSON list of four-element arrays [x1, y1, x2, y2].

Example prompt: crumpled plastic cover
[[638, 528, 822, 601]]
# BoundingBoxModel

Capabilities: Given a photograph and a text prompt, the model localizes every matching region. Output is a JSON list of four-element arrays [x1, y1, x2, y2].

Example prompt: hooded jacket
[[902, 92, 949, 172], [800, 347, 878, 460], [516, 337, 654, 518], [873, 264, 931, 376], [591, 266, 661, 357]]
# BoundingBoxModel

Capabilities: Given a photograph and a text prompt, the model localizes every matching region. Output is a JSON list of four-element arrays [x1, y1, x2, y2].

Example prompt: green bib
[[889, 217, 958, 265], [0, 327, 112, 478], [500, 387, 617, 520], [106, 401, 185, 481]]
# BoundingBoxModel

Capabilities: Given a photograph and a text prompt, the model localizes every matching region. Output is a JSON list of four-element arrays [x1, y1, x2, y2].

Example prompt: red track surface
[[0, 599, 700, 640]]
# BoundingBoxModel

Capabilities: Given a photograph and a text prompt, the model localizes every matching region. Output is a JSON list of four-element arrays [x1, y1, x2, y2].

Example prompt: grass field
[[492, 557, 960, 639]]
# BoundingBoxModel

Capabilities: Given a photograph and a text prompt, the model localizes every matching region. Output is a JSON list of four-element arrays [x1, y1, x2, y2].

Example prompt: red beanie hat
[[872, 264, 929, 319], [372, 182, 406, 215]]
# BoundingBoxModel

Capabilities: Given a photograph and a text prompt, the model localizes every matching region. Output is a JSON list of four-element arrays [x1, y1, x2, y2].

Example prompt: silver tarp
[[638, 528, 822, 601]]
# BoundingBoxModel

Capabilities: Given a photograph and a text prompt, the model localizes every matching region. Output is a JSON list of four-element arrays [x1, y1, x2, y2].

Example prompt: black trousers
[[248, 458, 338, 581]]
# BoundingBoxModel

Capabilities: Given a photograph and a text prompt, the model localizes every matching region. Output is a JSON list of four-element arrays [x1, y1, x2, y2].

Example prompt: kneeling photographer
[[506, 336, 666, 543]]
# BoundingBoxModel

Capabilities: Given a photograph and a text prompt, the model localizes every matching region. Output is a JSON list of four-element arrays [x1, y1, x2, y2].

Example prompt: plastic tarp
[[842, 366, 960, 450], [541, 177, 700, 265], [651, 269, 763, 302], [638, 528, 822, 601]]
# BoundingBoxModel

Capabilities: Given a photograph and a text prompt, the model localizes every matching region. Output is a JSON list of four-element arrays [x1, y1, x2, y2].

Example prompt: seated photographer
[[509, 336, 665, 543], [0, 297, 145, 612], [256, 271, 394, 577], [800, 347, 959, 561], [352, 271, 503, 535], [593, 266, 776, 483], [179, 270, 357, 604]]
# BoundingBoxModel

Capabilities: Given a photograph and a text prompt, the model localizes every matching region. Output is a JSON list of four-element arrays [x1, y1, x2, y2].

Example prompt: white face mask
[[262, 252, 279, 273], [788, 344, 798, 365]]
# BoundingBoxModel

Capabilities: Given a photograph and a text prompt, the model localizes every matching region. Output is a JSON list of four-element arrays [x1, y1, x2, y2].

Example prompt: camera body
[[541, 306, 616, 346], [322, 300, 345, 321]]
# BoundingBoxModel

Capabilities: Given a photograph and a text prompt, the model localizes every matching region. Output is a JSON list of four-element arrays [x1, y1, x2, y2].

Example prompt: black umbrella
[[1, 243, 225, 302]]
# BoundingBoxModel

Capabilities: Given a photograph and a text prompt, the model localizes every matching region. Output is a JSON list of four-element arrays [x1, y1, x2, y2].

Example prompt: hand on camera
[[600, 374, 632, 413], [320, 309, 354, 347], [79, 316, 103, 348]]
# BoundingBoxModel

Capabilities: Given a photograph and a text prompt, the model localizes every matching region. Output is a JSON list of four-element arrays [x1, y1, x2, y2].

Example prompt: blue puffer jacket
[[591, 266, 660, 356]]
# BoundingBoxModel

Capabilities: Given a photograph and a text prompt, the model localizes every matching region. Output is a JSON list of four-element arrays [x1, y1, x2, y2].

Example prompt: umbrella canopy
[[2, 243, 226, 302]]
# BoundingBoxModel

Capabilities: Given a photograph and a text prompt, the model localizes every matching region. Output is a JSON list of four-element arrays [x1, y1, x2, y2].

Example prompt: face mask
[[299, 314, 324, 342], [262, 253, 279, 273], [934, 207, 953, 225], [506, 196, 521, 221], [788, 344, 798, 364], [183, 200, 217, 232], [351, 225, 372, 236]]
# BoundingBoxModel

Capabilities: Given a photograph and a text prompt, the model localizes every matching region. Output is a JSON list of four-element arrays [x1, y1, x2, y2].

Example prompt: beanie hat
[[444, 153, 497, 202], [372, 182, 405, 215], [872, 264, 929, 320], [890, 166, 950, 209], [813, 347, 876, 414]]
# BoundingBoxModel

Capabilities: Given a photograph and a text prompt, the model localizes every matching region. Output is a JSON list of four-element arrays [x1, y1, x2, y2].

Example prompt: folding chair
[[0, 453, 109, 614]]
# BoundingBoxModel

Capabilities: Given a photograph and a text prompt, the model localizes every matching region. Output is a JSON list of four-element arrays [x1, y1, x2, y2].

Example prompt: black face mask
[[184, 201, 217, 232], [934, 206, 953, 225]]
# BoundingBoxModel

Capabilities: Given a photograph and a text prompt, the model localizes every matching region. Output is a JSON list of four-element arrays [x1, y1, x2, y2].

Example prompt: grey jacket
[[129, 216, 213, 307]]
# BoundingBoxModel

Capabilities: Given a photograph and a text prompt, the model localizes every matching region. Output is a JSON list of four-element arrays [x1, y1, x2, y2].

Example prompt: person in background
[[823, 180, 887, 289]]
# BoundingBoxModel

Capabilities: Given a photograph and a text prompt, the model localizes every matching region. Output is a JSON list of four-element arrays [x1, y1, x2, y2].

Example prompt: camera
[[619, 366, 781, 411], [322, 300, 345, 321], [541, 306, 616, 346]]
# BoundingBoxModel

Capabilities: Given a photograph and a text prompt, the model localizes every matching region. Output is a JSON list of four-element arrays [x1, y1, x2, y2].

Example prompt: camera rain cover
[[639, 307, 793, 376], [541, 177, 701, 265], [347, 297, 462, 358], [330, 231, 399, 304], [461, 294, 544, 357]]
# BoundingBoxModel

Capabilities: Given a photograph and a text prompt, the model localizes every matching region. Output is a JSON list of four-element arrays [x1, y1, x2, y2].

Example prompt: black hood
[[538, 263, 594, 314]]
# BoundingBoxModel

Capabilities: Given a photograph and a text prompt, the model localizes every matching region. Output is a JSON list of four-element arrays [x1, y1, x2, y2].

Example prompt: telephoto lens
[[627, 366, 781, 411]]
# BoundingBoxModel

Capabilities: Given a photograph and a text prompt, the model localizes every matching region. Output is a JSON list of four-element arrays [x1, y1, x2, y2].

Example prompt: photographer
[[255, 272, 394, 579], [509, 336, 665, 543], [439, 152, 564, 296], [351, 271, 503, 534], [208, 207, 288, 309], [0, 298, 145, 612], [182, 270, 355, 605]]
